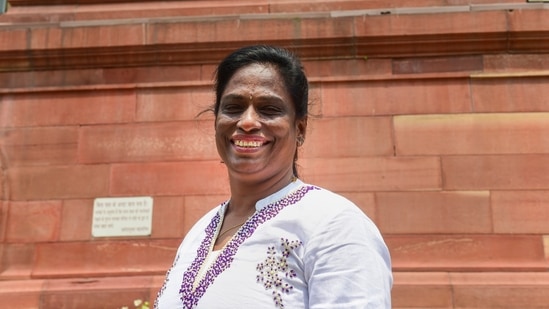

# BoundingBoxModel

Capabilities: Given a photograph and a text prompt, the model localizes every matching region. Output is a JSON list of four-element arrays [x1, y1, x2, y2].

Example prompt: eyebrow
[[221, 93, 286, 105], [220, 93, 247, 102]]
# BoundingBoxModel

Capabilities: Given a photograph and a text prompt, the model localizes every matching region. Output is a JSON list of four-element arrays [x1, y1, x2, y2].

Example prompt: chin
[[228, 163, 272, 178]]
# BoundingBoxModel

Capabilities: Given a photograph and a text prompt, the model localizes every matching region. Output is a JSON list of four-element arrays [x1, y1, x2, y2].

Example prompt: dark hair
[[214, 45, 309, 176]]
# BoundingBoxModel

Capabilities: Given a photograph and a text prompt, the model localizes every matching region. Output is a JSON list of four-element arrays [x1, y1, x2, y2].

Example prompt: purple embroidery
[[256, 238, 303, 309], [179, 185, 318, 308], [154, 254, 180, 309]]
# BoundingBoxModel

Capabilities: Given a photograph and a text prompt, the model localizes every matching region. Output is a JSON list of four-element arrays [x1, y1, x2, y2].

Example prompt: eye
[[221, 103, 244, 115], [259, 105, 284, 116]]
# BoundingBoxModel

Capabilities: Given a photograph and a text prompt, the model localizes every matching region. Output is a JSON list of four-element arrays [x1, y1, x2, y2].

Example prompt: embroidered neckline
[[179, 185, 318, 308]]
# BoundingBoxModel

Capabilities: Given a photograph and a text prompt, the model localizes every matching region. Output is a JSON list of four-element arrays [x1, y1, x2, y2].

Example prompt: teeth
[[234, 140, 262, 148]]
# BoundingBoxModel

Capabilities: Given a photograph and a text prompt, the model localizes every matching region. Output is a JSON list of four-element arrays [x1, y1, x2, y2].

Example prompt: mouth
[[231, 136, 269, 151], [233, 140, 264, 148]]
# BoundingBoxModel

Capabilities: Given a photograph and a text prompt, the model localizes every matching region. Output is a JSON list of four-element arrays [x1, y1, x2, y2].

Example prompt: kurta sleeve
[[303, 207, 392, 308]]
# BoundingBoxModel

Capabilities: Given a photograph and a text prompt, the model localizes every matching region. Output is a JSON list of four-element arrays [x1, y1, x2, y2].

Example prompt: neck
[[227, 169, 295, 215]]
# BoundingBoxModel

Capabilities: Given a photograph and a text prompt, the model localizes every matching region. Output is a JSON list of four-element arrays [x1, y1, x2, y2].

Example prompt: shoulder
[[298, 183, 369, 222], [297, 184, 392, 292], [283, 183, 383, 244], [299, 183, 388, 247]]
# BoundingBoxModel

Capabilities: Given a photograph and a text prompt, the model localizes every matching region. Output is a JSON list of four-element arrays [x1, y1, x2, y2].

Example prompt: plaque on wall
[[92, 196, 153, 237]]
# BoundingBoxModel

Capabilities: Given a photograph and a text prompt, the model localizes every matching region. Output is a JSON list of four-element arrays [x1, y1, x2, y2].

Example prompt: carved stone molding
[[1, 8, 548, 72]]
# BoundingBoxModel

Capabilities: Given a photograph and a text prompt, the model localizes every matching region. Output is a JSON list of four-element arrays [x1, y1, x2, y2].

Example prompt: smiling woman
[[215, 62, 304, 186], [154, 45, 393, 309]]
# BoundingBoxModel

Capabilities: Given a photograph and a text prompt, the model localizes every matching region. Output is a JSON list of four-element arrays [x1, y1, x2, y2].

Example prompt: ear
[[296, 116, 308, 140]]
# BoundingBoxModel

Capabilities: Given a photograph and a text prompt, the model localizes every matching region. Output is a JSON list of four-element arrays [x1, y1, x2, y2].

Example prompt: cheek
[[214, 121, 225, 143], [272, 124, 298, 148], [214, 117, 236, 153], [214, 116, 231, 133], [278, 119, 298, 137]]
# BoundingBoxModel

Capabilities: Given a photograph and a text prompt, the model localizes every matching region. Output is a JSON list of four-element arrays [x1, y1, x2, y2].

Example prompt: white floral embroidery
[[256, 238, 302, 309]]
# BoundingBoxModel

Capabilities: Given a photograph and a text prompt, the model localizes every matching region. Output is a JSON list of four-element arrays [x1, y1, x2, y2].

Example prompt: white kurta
[[155, 180, 392, 309]]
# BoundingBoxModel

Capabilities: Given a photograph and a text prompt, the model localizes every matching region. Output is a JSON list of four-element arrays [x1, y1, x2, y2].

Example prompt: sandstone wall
[[1, 1, 549, 308]]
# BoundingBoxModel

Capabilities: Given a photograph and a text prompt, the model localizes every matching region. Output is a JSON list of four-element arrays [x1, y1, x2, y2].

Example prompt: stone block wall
[[1, 1, 549, 308]]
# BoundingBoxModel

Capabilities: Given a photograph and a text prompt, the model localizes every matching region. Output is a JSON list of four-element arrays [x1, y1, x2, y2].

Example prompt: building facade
[[1, 0, 549, 308]]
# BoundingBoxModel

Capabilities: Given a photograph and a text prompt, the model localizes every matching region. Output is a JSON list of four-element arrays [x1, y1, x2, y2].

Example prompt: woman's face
[[215, 63, 306, 182]]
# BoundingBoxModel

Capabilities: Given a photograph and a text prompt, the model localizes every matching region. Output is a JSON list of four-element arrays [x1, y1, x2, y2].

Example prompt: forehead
[[223, 63, 289, 97]]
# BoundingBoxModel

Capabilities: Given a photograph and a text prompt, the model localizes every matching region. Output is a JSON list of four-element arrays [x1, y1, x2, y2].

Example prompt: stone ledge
[[9, 0, 147, 5], [3, 3, 546, 27], [1, 235, 546, 281], [393, 271, 549, 308], [1, 9, 548, 72], [0, 275, 156, 309], [388, 234, 549, 273], [3, 66, 549, 96], [2, 272, 549, 308]]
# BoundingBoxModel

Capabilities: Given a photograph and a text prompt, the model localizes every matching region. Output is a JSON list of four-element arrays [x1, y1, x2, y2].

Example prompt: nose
[[237, 105, 261, 132]]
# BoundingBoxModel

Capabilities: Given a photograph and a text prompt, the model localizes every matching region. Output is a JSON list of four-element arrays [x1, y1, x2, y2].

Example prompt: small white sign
[[92, 196, 153, 237]]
